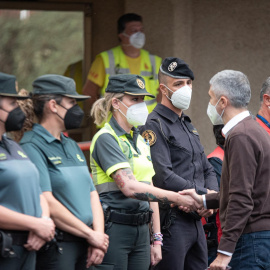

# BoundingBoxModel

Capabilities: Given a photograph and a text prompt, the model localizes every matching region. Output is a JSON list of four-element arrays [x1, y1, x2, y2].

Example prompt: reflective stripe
[[145, 98, 157, 105], [105, 50, 130, 75], [141, 71, 153, 77], [149, 54, 157, 79], [105, 50, 116, 75], [96, 180, 151, 194]]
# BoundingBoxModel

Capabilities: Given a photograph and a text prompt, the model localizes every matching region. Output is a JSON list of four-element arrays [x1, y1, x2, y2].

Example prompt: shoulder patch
[[142, 130, 157, 146]]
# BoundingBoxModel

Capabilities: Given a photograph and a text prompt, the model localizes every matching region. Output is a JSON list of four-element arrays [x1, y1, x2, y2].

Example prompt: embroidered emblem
[[76, 154, 84, 162], [49, 156, 62, 165], [136, 78, 145, 89], [0, 153, 7, 160], [142, 130, 157, 146], [17, 151, 27, 158], [168, 62, 177, 72]]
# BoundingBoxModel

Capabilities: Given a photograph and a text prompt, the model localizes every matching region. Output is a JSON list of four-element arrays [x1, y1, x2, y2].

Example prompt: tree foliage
[[0, 11, 83, 91]]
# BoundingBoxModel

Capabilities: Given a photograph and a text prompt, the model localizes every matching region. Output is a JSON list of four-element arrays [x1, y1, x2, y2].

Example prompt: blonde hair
[[91, 92, 124, 126]]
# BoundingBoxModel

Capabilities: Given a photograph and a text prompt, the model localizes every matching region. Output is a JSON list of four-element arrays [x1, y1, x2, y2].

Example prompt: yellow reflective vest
[[90, 123, 155, 194], [99, 46, 162, 113]]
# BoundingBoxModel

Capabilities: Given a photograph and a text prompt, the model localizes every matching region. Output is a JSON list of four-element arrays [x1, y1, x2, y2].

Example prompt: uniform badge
[[76, 154, 84, 162], [0, 153, 7, 160], [168, 62, 177, 72], [136, 78, 145, 89], [142, 130, 157, 146], [17, 151, 27, 158]]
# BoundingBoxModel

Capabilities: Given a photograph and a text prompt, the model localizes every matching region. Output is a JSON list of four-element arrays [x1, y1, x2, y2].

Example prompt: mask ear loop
[[161, 84, 173, 102]]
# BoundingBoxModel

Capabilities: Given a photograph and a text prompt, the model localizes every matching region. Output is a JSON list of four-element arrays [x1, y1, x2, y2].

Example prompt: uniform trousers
[[154, 211, 207, 270], [36, 240, 89, 270], [0, 245, 36, 270], [94, 222, 150, 270]]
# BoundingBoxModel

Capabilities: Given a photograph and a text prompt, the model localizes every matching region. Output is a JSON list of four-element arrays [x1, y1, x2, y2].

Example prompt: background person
[[0, 72, 55, 270], [204, 124, 224, 265], [90, 74, 197, 270], [83, 13, 162, 113], [182, 70, 270, 270], [20, 75, 109, 270], [256, 77, 270, 134], [140, 57, 219, 270]]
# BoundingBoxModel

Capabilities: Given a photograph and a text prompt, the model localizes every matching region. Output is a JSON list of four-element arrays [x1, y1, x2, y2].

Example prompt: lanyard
[[257, 114, 270, 129]]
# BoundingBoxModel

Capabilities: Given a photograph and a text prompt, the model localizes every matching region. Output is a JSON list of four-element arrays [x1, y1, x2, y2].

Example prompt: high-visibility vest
[[90, 122, 154, 194], [99, 46, 162, 113]]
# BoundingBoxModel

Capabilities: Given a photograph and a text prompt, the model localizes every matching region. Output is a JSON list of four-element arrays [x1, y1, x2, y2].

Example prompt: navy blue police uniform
[[140, 58, 219, 270]]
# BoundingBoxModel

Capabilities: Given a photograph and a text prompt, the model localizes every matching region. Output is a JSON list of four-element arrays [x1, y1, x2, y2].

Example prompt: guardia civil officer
[[0, 72, 55, 270], [20, 75, 109, 270], [90, 74, 196, 270], [140, 58, 219, 270]]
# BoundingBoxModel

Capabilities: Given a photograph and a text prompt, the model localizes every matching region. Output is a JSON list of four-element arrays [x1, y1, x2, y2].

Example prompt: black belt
[[55, 229, 86, 243], [2, 230, 29, 246], [108, 210, 152, 226]]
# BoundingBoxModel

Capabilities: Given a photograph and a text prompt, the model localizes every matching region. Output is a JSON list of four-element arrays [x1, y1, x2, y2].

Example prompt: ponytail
[[91, 93, 124, 126]]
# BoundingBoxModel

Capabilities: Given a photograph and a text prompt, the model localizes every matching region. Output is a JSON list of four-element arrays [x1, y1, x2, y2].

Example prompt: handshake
[[173, 189, 217, 213]]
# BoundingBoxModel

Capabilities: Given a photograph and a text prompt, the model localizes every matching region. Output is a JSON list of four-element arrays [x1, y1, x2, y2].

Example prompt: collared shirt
[[91, 116, 150, 211], [140, 104, 218, 193], [0, 135, 42, 218], [222, 110, 250, 137], [20, 124, 95, 226]]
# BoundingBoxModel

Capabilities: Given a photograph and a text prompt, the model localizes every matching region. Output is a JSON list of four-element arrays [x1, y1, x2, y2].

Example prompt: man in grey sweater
[[182, 70, 270, 270]]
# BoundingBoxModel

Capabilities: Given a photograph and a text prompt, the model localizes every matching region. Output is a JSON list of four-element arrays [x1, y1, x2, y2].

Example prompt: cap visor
[[124, 91, 155, 98], [63, 94, 91, 101], [0, 93, 29, 100]]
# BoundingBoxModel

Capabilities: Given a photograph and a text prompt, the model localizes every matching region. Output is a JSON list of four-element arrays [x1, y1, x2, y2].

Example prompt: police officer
[[140, 58, 219, 270], [20, 75, 109, 270], [90, 74, 197, 270], [83, 13, 162, 114], [0, 72, 55, 270]]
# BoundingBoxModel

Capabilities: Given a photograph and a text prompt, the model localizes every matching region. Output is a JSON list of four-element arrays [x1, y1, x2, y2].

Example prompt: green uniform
[[0, 135, 42, 270], [90, 117, 155, 270], [20, 124, 95, 270]]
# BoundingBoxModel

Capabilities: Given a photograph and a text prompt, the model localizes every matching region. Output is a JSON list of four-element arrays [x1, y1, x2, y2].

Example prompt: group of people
[[1, 11, 270, 270]]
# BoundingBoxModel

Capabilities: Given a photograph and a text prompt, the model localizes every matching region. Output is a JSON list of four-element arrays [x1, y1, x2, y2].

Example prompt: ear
[[159, 84, 167, 96], [47, 99, 58, 113], [263, 94, 270, 106], [111, 98, 120, 110], [118, 33, 124, 43], [219, 96, 228, 109]]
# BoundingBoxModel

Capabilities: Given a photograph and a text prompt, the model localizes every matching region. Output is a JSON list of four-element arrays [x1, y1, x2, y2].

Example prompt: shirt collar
[[109, 116, 130, 136], [222, 111, 250, 137], [32, 123, 66, 144], [154, 103, 191, 123]]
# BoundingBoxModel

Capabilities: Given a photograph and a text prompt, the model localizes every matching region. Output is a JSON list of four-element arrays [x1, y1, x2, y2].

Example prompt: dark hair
[[213, 124, 225, 147], [117, 13, 142, 34], [32, 94, 62, 122]]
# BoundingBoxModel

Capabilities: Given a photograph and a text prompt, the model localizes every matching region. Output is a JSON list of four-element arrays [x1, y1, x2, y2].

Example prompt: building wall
[[91, 0, 270, 153]]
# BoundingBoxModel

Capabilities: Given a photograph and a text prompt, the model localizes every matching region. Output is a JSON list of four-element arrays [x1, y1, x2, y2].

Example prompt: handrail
[[77, 141, 91, 151]]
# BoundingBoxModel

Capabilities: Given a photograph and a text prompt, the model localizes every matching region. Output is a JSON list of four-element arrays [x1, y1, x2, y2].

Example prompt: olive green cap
[[32, 74, 90, 100], [0, 72, 29, 99], [105, 74, 155, 98]]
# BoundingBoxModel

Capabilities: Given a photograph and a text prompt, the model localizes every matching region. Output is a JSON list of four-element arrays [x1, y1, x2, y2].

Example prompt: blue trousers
[[155, 212, 207, 270], [229, 230, 270, 270]]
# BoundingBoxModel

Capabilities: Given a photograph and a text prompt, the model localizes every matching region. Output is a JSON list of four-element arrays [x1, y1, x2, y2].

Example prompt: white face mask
[[123, 31, 145, 49], [163, 84, 192, 110], [118, 100, 149, 126], [207, 98, 224, 125]]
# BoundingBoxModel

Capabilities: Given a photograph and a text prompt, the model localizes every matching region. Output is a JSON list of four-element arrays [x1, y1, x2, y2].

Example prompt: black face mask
[[58, 104, 84, 130], [0, 106, 26, 132]]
